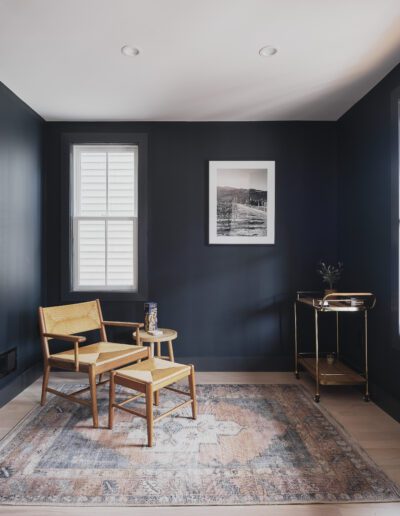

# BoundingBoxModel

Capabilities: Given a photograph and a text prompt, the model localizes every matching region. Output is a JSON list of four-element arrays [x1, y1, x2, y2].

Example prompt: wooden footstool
[[108, 358, 197, 447]]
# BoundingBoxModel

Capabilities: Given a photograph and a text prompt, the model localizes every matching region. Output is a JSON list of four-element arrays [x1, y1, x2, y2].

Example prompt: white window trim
[[71, 144, 138, 292]]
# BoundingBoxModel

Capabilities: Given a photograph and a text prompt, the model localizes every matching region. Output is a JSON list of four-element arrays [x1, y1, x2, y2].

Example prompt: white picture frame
[[209, 160, 275, 245]]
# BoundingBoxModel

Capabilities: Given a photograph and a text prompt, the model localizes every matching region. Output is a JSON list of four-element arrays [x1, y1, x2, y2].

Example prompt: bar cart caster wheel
[[363, 394, 370, 402], [295, 372, 300, 379], [314, 394, 320, 403]]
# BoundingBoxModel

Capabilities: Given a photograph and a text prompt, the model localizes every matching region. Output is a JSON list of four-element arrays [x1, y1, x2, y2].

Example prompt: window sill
[[61, 290, 148, 303]]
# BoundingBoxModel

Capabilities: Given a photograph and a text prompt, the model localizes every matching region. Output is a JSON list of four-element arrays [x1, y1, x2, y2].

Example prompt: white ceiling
[[1, 0, 400, 121]]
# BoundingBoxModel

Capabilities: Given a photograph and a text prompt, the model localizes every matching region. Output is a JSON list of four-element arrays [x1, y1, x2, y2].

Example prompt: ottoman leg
[[89, 366, 99, 428], [146, 383, 154, 447], [189, 365, 197, 419]]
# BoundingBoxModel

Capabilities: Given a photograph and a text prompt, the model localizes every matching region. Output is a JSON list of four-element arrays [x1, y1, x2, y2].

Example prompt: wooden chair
[[38, 299, 149, 428]]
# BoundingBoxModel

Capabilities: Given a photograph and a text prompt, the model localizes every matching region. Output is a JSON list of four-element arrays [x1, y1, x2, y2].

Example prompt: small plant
[[317, 261, 343, 290]]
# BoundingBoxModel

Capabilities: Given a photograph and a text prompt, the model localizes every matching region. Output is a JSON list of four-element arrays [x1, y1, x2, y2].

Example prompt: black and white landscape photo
[[209, 161, 275, 245]]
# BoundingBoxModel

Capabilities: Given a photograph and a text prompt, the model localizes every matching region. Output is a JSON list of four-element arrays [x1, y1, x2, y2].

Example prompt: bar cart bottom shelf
[[297, 355, 368, 402]]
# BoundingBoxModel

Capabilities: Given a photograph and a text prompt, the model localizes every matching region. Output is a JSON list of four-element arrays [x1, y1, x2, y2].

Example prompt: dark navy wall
[[44, 121, 338, 370], [0, 82, 43, 402], [338, 63, 400, 420]]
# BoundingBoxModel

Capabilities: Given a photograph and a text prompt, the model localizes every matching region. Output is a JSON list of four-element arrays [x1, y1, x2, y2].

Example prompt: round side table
[[133, 328, 178, 361]]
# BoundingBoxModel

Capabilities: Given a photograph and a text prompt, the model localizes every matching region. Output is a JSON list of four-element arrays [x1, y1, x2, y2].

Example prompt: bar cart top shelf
[[296, 292, 376, 312]]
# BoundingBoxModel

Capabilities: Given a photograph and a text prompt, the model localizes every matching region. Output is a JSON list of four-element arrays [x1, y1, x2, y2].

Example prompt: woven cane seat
[[115, 358, 190, 387]]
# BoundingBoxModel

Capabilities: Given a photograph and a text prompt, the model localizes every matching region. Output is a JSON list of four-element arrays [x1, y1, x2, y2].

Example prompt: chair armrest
[[43, 333, 87, 343], [43, 334, 85, 371], [102, 321, 144, 328]]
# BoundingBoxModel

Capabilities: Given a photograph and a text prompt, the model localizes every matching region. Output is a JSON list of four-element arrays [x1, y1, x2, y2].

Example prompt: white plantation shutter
[[77, 219, 106, 286], [72, 145, 138, 291], [108, 152, 135, 216]]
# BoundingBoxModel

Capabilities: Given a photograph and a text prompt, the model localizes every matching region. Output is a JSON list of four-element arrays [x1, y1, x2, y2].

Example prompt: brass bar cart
[[294, 291, 376, 402]]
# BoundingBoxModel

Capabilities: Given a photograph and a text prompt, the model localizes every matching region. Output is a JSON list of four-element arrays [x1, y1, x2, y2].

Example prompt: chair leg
[[189, 365, 197, 419], [146, 383, 154, 447], [41, 363, 51, 406], [154, 390, 159, 406], [108, 372, 115, 430], [89, 366, 99, 428], [98, 373, 103, 383], [167, 340, 175, 362]]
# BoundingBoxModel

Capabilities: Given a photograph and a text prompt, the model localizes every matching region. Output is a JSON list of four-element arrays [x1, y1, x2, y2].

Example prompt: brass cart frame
[[294, 292, 376, 402]]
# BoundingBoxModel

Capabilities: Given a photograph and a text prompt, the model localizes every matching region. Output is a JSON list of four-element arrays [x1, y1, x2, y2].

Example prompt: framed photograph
[[209, 161, 275, 245]]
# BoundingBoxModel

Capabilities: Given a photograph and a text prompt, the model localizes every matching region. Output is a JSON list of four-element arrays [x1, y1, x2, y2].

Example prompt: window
[[72, 145, 138, 291]]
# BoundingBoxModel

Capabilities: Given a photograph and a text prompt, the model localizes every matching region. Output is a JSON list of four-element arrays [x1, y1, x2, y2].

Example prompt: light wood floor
[[0, 371, 399, 516]]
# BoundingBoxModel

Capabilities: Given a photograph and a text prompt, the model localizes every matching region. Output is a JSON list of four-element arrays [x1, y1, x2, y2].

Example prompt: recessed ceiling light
[[121, 45, 140, 57], [259, 46, 277, 57]]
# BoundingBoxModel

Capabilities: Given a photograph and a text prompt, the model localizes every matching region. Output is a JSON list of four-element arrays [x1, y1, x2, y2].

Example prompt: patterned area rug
[[0, 383, 399, 506]]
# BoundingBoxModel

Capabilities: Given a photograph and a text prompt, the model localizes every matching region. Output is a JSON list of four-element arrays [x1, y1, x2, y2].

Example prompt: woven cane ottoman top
[[114, 357, 190, 387]]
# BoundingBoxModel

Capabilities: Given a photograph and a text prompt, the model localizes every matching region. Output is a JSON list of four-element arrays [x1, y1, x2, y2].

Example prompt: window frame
[[60, 133, 148, 302], [72, 144, 138, 292]]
